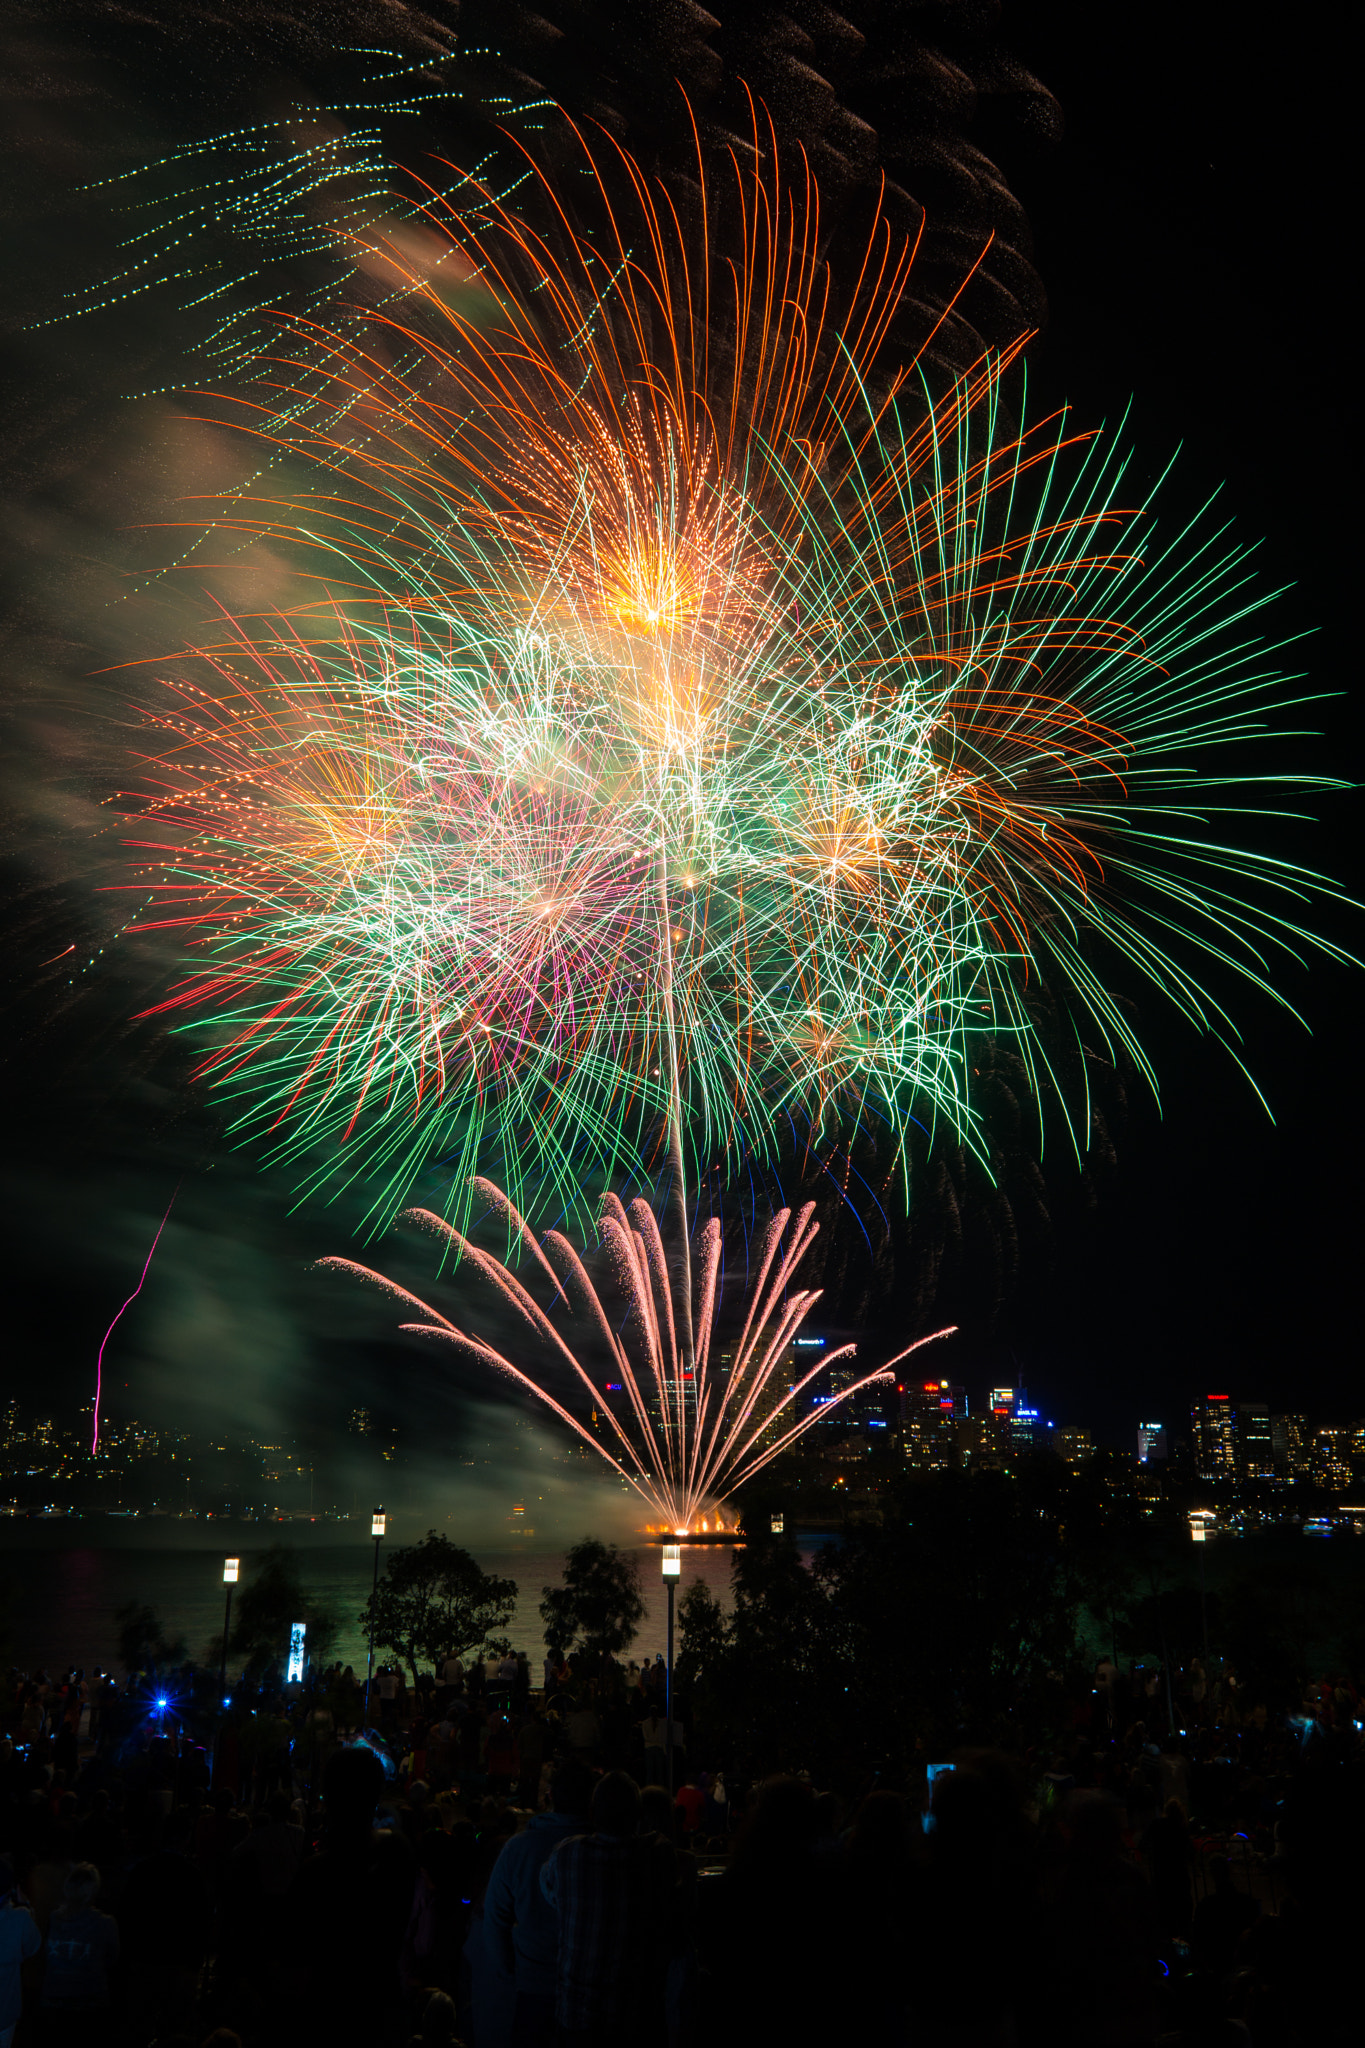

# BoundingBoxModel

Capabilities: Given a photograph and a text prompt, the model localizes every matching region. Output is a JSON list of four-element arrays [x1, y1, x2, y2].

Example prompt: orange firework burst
[[114, 88, 1350, 1225]]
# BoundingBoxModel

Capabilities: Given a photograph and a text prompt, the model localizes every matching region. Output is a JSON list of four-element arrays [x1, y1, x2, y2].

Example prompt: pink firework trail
[[321, 1178, 955, 1532], [92, 1190, 177, 1453]]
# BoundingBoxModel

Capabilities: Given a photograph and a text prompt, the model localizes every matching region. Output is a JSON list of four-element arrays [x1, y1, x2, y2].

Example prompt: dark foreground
[[0, 1650, 1359, 2048]]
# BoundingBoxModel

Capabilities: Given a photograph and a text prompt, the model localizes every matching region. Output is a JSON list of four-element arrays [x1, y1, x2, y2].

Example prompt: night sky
[[1, 4, 1357, 1476]]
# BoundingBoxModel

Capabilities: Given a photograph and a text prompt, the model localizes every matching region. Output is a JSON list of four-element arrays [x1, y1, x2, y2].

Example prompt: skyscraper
[[1236, 1403, 1274, 1480], [1191, 1396, 1238, 1480], [1137, 1421, 1167, 1465], [754, 1341, 799, 1448], [900, 1380, 959, 1471], [1311, 1428, 1354, 1491], [1271, 1414, 1309, 1475]]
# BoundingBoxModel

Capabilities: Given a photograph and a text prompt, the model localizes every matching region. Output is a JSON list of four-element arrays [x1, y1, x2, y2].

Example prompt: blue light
[[156, 1697, 168, 1711], [868, 1419, 887, 1428], [222, 1696, 232, 1708]]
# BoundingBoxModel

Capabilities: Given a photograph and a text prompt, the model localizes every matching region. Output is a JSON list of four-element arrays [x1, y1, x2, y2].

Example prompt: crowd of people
[[0, 1636, 1359, 2047]]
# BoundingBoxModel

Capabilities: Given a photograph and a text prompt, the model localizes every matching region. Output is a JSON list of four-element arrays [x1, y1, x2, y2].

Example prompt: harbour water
[[0, 1530, 744, 1675]]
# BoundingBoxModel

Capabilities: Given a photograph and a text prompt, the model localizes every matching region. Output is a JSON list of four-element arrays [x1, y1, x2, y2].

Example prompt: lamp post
[[662, 1542, 681, 1796], [220, 1556, 239, 1700], [1190, 1512, 1211, 1667], [211, 1555, 240, 1789], [365, 1508, 385, 1727]]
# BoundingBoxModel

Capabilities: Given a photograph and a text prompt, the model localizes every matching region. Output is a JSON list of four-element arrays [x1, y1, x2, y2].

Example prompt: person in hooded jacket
[[483, 1759, 592, 2046]]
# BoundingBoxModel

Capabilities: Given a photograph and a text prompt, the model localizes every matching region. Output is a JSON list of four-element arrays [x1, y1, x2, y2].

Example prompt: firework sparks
[[322, 1178, 955, 1530], [115, 96, 1352, 1228], [92, 1188, 177, 1453]]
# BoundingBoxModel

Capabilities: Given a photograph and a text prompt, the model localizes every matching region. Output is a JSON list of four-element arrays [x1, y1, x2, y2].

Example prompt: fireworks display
[[91, 1188, 177, 1454], [119, 98, 1350, 1233], [323, 1178, 953, 1531]]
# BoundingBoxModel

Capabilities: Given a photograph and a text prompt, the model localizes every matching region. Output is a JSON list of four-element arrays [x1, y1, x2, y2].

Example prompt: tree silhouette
[[540, 1538, 645, 1672], [228, 1545, 336, 1682], [361, 1531, 518, 1685]]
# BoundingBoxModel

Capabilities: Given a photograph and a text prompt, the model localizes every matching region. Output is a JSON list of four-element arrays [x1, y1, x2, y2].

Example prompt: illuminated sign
[[795, 1338, 826, 1348], [605, 1381, 623, 1392], [286, 1622, 306, 1684]]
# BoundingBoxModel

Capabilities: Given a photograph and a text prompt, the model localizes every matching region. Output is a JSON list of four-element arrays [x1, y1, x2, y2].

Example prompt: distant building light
[[605, 1382, 623, 1391], [868, 1419, 887, 1428]]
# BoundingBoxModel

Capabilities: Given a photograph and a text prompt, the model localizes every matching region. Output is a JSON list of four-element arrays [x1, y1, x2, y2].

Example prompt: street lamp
[[365, 1508, 386, 1727], [220, 1556, 239, 1701], [770, 1512, 784, 1535], [1189, 1512, 1211, 1668], [662, 1542, 681, 1795]]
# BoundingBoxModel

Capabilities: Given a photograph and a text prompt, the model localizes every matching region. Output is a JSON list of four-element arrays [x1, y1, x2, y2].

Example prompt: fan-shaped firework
[[122, 97, 1351, 1225], [323, 1178, 954, 1531]]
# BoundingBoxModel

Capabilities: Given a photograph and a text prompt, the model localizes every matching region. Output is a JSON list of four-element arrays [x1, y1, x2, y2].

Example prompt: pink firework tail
[[324, 1185, 957, 1531], [92, 1188, 178, 1453]]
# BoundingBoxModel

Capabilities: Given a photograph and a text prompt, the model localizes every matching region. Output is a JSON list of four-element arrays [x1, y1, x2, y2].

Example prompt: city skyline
[[6, 1372, 1362, 1526]]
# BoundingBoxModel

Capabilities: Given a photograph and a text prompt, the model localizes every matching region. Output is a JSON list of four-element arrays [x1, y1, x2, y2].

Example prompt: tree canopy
[[226, 1545, 337, 1682], [540, 1537, 644, 1670], [361, 1531, 518, 1683], [115, 1600, 186, 1679]]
